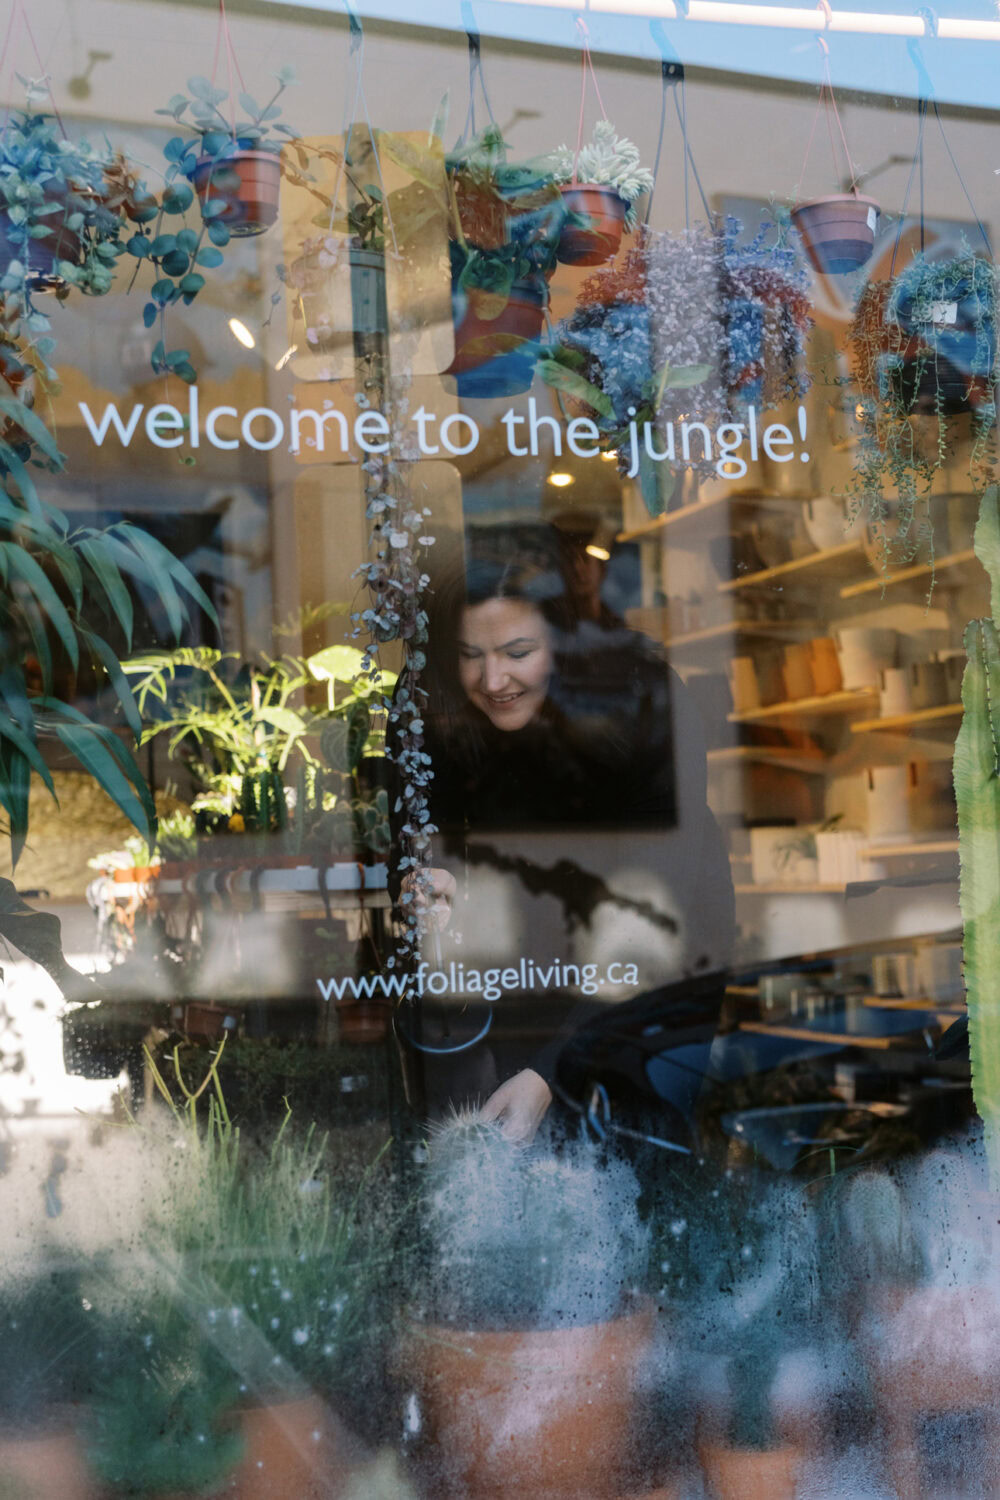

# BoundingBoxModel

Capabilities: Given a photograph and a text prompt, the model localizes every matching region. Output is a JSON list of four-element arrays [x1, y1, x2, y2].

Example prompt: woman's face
[[457, 598, 553, 731]]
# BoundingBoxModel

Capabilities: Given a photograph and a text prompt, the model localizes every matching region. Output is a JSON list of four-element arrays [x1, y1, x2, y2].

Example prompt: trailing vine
[[846, 250, 999, 588]]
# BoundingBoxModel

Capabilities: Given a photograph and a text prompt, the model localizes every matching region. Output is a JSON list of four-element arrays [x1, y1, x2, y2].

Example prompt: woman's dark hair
[[420, 523, 579, 754]]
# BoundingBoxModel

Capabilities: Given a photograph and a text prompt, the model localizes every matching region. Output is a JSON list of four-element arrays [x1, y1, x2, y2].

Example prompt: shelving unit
[[617, 489, 768, 543], [707, 745, 828, 775], [728, 688, 877, 724], [852, 703, 963, 734], [863, 840, 959, 859], [718, 540, 869, 595], [839, 547, 975, 600]]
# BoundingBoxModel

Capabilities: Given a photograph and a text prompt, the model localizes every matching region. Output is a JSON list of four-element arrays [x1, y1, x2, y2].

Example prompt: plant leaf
[[537, 360, 615, 419], [82, 628, 143, 740], [2, 543, 79, 669], [78, 536, 134, 648]]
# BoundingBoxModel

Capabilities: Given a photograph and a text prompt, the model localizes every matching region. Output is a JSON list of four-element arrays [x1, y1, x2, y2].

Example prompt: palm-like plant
[[0, 415, 213, 866]]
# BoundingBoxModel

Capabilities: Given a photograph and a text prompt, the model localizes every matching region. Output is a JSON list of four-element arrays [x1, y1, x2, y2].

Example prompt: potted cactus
[[548, 120, 653, 266], [402, 1115, 652, 1497]]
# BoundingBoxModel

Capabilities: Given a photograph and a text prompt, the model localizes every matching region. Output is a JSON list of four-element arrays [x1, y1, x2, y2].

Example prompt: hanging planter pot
[[448, 271, 547, 398], [557, 184, 627, 266], [0, 212, 83, 293], [291, 239, 389, 350], [191, 147, 281, 237], [887, 254, 998, 416], [790, 193, 879, 275]]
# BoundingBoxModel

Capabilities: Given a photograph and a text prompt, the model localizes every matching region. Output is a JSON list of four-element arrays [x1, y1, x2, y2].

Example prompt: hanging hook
[[343, 0, 363, 52], [916, 5, 938, 37], [461, 0, 480, 57], [816, 0, 833, 28], [650, 19, 684, 82]]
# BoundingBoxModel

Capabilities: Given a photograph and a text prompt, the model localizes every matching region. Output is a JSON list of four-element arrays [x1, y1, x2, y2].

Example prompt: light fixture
[[600, 450, 617, 462], [229, 317, 256, 350], [586, 543, 611, 561], [274, 344, 298, 371], [547, 471, 574, 488]]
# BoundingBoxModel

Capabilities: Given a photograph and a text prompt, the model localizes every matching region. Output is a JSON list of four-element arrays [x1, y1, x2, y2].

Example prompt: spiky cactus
[[955, 483, 1000, 1184]]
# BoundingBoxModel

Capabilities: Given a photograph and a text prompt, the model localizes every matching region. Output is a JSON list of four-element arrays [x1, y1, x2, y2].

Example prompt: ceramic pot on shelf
[[910, 659, 948, 711], [835, 627, 897, 691], [809, 638, 843, 696], [879, 667, 913, 718]]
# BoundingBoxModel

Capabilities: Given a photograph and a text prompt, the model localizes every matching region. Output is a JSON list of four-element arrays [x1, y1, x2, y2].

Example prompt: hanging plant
[[443, 125, 561, 398], [121, 66, 299, 383], [787, 38, 880, 275], [0, 102, 125, 300], [720, 216, 812, 409], [548, 119, 653, 266]]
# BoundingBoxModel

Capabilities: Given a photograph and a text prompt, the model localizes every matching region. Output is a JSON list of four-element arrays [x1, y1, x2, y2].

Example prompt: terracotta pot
[[192, 149, 281, 237], [449, 275, 547, 398], [337, 998, 390, 1045], [0, 1425, 96, 1499], [403, 1302, 654, 1498], [790, 194, 879, 275], [782, 643, 814, 701], [557, 186, 627, 265], [112, 865, 160, 884], [698, 1441, 803, 1500], [173, 1001, 241, 1041], [230, 1395, 353, 1499]]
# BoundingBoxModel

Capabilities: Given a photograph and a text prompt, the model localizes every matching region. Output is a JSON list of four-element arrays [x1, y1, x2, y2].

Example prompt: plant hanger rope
[[646, 25, 712, 232], [209, 0, 247, 138], [793, 28, 862, 205], [458, 11, 497, 145], [571, 18, 609, 187], [0, 0, 64, 135], [327, 3, 398, 256]]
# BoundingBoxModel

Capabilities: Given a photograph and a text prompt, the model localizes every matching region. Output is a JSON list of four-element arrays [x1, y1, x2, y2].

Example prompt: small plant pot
[[337, 998, 390, 1045], [790, 193, 879, 275], [234, 1395, 353, 1500], [698, 1442, 804, 1500], [557, 185, 627, 265], [294, 245, 388, 349], [192, 149, 281, 237], [0, 1422, 96, 1500], [402, 1301, 654, 1498], [449, 275, 546, 398], [0, 214, 83, 292], [112, 866, 159, 884]]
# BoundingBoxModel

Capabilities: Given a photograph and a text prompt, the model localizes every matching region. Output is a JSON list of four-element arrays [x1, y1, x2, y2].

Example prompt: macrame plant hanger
[[793, 32, 863, 211], [327, 3, 398, 257], [209, 0, 246, 140], [890, 20, 991, 275], [569, 18, 609, 190], [647, 20, 713, 234], [0, 0, 64, 136]]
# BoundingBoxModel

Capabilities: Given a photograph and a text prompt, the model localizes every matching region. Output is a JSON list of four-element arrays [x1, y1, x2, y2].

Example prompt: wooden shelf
[[728, 688, 877, 724], [617, 490, 767, 543], [739, 1019, 897, 1050], [840, 548, 976, 600], [734, 883, 846, 894], [718, 541, 868, 595], [863, 995, 965, 1015], [863, 840, 959, 859], [665, 619, 811, 650], [851, 702, 963, 734], [707, 745, 829, 775]]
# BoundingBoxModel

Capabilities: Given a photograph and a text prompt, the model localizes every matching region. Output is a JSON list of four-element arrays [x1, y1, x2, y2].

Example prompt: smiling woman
[[390, 523, 734, 1139]]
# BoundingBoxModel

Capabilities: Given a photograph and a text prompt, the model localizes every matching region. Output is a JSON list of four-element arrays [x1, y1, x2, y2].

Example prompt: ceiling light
[[600, 450, 618, 462], [275, 344, 298, 371], [547, 471, 574, 488], [586, 543, 611, 561], [229, 317, 256, 350]]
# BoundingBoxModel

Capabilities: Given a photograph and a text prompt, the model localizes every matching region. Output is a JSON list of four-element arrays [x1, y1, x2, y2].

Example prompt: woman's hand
[[401, 867, 457, 930], [480, 1069, 553, 1146]]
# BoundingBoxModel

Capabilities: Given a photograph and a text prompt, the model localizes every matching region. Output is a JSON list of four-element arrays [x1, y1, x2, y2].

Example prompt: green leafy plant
[[121, 642, 395, 859], [847, 252, 998, 581]]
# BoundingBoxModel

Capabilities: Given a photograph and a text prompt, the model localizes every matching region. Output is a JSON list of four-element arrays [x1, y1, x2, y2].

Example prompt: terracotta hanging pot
[[192, 149, 281, 237], [557, 185, 627, 266], [790, 193, 879, 275], [698, 1441, 804, 1500], [402, 1300, 654, 1498], [449, 275, 547, 398]]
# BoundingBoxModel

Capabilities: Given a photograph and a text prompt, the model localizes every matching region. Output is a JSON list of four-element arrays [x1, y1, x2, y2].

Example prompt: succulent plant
[[548, 120, 654, 230]]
